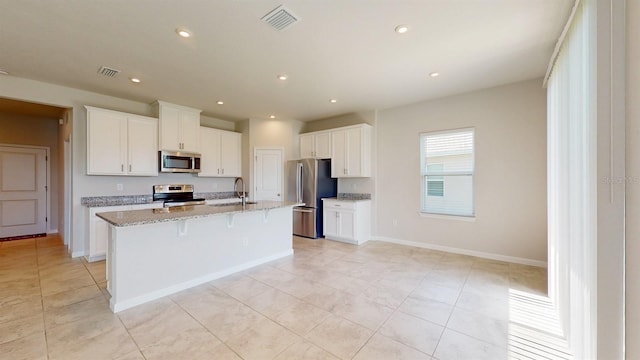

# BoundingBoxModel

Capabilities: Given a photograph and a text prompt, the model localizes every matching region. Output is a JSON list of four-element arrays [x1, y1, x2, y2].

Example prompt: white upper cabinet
[[127, 116, 159, 175], [300, 131, 331, 159], [300, 133, 314, 158], [154, 101, 201, 153], [331, 124, 372, 178], [86, 106, 158, 176], [220, 129, 242, 176], [198, 127, 241, 177]]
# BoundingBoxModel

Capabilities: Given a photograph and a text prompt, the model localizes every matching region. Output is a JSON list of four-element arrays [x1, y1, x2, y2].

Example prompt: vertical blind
[[420, 129, 474, 216], [546, 0, 597, 358]]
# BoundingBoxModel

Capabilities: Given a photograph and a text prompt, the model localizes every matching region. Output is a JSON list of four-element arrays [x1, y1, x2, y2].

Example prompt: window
[[420, 128, 474, 216], [426, 164, 444, 196]]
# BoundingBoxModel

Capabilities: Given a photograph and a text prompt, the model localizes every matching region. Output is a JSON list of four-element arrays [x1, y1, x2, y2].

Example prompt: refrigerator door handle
[[293, 208, 313, 213], [297, 163, 303, 203]]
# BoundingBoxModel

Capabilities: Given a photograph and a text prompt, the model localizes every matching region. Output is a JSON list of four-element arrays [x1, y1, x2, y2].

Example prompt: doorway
[[0, 98, 68, 244], [253, 147, 283, 201]]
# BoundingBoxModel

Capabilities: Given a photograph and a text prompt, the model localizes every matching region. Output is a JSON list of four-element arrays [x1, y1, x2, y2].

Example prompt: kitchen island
[[96, 201, 298, 313]]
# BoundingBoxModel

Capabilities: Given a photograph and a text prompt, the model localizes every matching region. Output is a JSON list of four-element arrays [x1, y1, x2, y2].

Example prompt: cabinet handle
[[129, 164, 132, 172], [217, 168, 220, 175], [121, 164, 124, 172], [222, 169, 224, 175]]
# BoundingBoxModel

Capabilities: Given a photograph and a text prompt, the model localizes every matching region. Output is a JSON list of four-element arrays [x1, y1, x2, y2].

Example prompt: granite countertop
[[96, 201, 300, 227], [323, 193, 372, 202]]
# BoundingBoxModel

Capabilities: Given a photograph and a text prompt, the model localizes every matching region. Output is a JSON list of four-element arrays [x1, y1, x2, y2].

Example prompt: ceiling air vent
[[97, 66, 120, 78], [262, 5, 299, 31]]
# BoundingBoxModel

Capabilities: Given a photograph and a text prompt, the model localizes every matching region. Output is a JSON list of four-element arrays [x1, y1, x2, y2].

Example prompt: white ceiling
[[0, 0, 572, 122]]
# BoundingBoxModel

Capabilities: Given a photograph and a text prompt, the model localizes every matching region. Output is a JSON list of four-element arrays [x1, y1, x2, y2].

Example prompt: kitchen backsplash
[[81, 191, 238, 207]]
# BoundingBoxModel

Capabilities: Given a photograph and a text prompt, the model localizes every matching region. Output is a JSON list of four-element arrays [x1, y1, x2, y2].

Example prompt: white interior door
[[0, 146, 47, 238], [254, 148, 283, 201]]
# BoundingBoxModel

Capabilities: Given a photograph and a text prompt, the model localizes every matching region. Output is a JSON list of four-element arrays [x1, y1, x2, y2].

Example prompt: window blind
[[420, 129, 474, 216]]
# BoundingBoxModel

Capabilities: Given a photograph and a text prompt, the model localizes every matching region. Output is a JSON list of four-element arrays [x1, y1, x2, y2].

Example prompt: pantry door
[[0, 146, 48, 239], [254, 148, 283, 201]]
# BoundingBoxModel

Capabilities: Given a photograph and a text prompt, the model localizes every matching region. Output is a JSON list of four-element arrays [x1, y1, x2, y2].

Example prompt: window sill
[[419, 212, 476, 222]]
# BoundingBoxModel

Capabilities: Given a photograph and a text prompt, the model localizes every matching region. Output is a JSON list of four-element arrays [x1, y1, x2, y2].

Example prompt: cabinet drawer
[[323, 200, 356, 210]]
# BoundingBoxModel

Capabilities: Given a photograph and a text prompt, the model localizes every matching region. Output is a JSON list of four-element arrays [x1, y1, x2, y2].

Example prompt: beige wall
[[302, 111, 375, 133], [626, 0, 639, 356], [375, 79, 547, 264], [246, 117, 303, 201], [0, 112, 60, 232], [201, 115, 236, 131]]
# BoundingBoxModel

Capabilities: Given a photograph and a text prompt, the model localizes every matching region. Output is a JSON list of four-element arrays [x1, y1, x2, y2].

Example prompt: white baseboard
[[47, 229, 59, 234], [71, 250, 85, 258], [373, 236, 547, 268]]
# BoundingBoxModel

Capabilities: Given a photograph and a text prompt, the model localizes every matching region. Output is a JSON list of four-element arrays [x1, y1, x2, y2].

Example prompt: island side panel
[[108, 206, 293, 313]]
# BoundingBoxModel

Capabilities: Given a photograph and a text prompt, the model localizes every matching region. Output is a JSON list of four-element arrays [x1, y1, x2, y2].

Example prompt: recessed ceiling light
[[176, 28, 192, 38], [130, 77, 141, 83], [395, 25, 409, 34], [269, 115, 276, 119], [329, 99, 337, 103], [277, 74, 288, 81], [0, 69, 9, 76], [429, 72, 440, 78], [216, 100, 224, 105]]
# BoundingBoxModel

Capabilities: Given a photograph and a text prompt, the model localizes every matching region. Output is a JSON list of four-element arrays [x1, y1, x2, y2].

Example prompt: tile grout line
[[35, 236, 51, 360]]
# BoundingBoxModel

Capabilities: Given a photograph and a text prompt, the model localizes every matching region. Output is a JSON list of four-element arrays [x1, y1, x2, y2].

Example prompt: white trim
[[71, 250, 85, 258], [0, 143, 51, 236], [110, 249, 293, 313], [373, 235, 547, 268], [418, 212, 476, 222]]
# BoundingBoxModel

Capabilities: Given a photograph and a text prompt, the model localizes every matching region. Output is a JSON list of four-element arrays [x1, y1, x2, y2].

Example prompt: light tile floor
[[0, 234, 568, 360]]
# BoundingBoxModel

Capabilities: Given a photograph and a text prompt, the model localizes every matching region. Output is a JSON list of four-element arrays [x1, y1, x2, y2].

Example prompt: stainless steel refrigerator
[[286, 158, 337, 238]]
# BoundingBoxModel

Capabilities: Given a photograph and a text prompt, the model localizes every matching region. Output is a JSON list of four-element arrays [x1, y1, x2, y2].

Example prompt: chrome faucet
[[234, 177, 246, 206]]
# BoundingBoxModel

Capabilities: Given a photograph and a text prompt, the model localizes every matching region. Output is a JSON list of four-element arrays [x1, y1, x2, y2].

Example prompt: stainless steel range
[[153, 184, 206, 207]]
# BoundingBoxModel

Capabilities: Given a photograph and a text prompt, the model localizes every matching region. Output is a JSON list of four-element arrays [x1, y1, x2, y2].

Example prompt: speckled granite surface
[[337, 193, 372, 200], [81, 195, 154, 207], [96, 201, 299, 227], [82, 192, 238, 207]]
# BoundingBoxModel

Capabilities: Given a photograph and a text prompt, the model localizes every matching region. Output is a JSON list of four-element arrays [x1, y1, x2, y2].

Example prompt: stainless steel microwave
[[159, 150, 201, 173]]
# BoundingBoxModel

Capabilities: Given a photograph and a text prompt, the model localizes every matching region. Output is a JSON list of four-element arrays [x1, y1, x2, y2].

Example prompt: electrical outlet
[[392, 219, 398, 227], [242, 237, 249, 247], [116, 183, 123, 191]]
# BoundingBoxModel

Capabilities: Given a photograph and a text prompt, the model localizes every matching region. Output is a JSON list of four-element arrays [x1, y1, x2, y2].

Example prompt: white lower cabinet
[[322, 199, 371, 245], [87, 203, 162, 262]]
